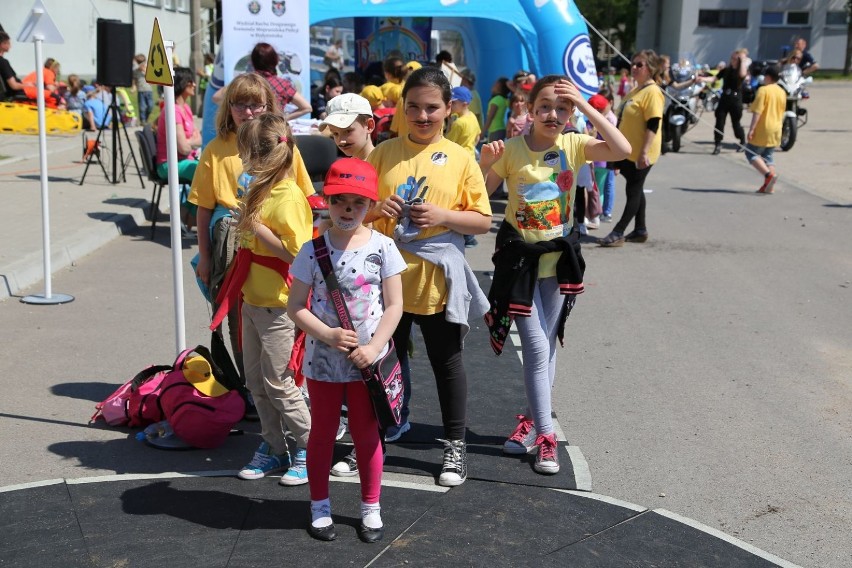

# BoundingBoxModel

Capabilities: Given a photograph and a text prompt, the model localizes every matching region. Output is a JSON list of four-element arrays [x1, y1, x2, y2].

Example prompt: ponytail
[[235, 113, 294, 236]]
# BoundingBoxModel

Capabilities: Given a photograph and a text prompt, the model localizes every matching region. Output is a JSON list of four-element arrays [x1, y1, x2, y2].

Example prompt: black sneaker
[[331, 448, 358, 477], [437, 439, 467, 487]]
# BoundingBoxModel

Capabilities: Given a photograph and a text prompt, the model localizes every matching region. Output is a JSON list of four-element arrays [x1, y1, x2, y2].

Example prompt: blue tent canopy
[[203, 0, 595, 145]]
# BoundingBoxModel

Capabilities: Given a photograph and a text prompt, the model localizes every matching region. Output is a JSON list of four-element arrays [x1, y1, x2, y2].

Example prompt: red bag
[[157, 347, 245, 449], [90, 364, 171, 426]]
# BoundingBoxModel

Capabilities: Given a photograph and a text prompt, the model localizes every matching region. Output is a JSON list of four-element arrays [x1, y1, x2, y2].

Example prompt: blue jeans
[[137, 91, 154, 124], [595, 166, 616, 217]]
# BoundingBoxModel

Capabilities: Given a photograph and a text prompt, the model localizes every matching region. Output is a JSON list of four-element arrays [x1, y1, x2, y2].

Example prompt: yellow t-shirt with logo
[[368, 136, 491, 315], [749, 83, 786, 148], [617, 83, 664, 164], [189, 133, 314, 210], [491, 133, 591, 278], [446, 111, 482, 157], [240, 178, 312, 308]]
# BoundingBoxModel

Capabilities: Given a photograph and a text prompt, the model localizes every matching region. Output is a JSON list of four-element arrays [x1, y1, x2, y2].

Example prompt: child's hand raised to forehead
[[553, 80, 583, 106]]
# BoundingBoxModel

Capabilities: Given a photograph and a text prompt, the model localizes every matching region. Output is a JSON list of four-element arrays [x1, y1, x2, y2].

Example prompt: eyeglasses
[[632, 62, 645, 68], [231, 102, 266, 113]]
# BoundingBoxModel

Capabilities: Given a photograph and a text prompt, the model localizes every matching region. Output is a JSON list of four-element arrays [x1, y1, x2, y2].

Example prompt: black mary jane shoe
[[308, 523, 337, 541], [357, 524, 384, 543]]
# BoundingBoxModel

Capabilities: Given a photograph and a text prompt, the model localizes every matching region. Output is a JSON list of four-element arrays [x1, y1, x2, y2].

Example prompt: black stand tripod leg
[[78, 125, 108, 186], [119, 120, 146, 189]]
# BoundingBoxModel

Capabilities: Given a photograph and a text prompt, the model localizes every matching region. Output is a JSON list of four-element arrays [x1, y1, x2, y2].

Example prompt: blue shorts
[[744, 143, 775, 166]]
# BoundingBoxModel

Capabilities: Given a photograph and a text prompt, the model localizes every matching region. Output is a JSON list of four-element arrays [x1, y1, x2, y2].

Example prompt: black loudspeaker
[[96, 19, 134, 87]]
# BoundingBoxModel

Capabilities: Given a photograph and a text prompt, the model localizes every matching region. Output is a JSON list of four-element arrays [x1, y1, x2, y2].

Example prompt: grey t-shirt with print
[[290, 230, 406, 383]]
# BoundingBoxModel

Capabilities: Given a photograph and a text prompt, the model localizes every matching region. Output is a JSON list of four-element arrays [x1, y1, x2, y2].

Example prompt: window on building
[[826, 11, 847, 27], [698, 10, 748, 29], [787, 11, 810, 26], [163, 0, 175, 10], [761, 12, 784, 26], [134, 0, 160, 7], [176, 0, 188, 11]]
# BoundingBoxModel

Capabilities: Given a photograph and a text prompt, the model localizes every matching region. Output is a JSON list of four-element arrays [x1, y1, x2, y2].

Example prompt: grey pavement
[[1, 81, 850, 566]]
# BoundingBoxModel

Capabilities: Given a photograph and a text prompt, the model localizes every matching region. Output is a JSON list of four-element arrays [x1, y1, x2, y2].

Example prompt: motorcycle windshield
[[780, 64, 801, 86]]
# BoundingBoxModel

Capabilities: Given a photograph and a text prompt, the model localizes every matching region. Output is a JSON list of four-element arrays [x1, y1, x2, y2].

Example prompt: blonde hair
[[215, 73, 281, 138], [235, 113, 294, 236]]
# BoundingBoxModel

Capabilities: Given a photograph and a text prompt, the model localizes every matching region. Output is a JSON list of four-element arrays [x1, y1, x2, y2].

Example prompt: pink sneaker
[[533, 433, 560, 474], [502, 415, 536, 455]]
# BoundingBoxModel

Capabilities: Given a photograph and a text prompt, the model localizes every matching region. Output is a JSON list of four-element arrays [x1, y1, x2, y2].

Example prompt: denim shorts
[[744, 143, 775, 166]]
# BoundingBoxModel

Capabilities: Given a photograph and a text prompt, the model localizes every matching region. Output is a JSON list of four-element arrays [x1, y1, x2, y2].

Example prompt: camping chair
[[294, 134, 339, 193], [135, 126, 169, 239]]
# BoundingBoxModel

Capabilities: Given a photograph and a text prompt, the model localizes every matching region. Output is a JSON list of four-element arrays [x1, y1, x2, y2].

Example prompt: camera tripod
[[79, 86, 145, 187]]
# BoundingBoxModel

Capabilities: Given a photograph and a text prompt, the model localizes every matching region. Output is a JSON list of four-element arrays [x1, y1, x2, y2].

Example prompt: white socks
[[310, 499, 333, 528], [361, 501, 383, 529]]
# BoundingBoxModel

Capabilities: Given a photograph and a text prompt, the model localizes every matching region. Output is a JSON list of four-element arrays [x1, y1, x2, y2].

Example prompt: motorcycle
[[663, 63, 704, 153], [777, 63, 811, 151]]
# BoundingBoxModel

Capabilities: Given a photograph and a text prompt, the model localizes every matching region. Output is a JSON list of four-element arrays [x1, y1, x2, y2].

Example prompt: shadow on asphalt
[[51, 381, 118, 403], [671, 186, 751, 195]]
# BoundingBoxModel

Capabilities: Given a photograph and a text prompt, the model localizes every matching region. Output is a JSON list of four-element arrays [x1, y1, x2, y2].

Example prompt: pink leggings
[[306, 378, 383, 504]]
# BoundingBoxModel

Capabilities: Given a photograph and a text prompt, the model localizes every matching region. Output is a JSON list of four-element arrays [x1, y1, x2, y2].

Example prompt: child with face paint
[[288, 158, 406, 543], [479, 76, 630, 474], [367, 66, 493, 487], [233, 113, 314, 485]]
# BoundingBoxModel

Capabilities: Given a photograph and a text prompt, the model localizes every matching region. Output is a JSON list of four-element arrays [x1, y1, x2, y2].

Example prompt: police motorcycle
[[777, 63, 811, 151], [662, 61, 704, 153]]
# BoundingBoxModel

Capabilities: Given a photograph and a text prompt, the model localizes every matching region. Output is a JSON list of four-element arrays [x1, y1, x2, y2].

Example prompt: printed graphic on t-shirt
[[431, 152, 448, 165], [515, 167, 572, 235], [237, 172, 252, 198]]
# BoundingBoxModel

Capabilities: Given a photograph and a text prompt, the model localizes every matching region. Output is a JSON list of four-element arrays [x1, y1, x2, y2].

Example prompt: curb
[[0, 200, 149, 302]]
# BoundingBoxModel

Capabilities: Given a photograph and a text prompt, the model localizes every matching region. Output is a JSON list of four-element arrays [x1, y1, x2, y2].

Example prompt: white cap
[[319, 93, 373, 130]]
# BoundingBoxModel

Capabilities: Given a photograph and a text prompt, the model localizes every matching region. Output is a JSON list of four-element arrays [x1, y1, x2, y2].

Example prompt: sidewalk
[[0, 128, 158, 301]]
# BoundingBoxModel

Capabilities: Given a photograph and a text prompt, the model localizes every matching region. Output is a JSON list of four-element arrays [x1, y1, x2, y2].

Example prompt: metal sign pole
[[163, 40, 186, 353], [20, 6, 73, 305]]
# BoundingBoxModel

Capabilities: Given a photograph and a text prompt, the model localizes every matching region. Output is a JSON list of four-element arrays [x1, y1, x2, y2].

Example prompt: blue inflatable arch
[[203, 0, 595, 146]]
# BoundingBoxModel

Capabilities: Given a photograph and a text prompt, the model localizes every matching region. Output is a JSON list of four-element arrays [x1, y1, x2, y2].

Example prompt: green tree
[[575, 0, 640, 61]]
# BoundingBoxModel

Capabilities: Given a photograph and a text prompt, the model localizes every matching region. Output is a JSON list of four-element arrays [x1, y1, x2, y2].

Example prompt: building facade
[[1, 0, 216, 82], [637, 0, 848, 69]]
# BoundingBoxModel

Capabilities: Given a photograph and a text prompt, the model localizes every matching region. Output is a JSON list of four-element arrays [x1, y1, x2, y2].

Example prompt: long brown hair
[[214, 73, 281, 138], [235, 113, 294, 236]]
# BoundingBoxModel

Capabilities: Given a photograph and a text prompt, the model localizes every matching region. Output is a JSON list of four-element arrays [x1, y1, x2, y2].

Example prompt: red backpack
[[92, 346, 245, 448], [373, 107, 395, 144]]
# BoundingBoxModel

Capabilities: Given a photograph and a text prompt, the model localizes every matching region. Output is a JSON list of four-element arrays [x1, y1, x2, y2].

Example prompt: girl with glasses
[[187, 74, 315, 445]]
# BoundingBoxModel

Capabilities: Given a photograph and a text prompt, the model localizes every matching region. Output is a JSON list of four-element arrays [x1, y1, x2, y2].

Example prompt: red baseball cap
[[588, 94, 609, 112], [323, 158, 379, 201]]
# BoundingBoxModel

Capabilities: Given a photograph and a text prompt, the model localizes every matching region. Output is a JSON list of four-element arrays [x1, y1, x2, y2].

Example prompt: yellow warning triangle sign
[[145, 18, 173, 86]]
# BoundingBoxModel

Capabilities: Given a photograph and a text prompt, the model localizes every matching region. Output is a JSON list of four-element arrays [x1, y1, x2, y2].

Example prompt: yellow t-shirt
[[491, 133, 590, 278], [389, 98, 409, 139], [749, 83, 786, 148], [368, 136, 491, 315], [469, 90, 483, 127], [188, 133, 314, 210], [617, 82, 664, 164], [240, 178, 313, 308], [446, 111, 481, 157]]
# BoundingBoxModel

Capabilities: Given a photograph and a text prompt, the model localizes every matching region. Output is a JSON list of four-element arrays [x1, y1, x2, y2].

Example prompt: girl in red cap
[[289, 158, 406, 543]]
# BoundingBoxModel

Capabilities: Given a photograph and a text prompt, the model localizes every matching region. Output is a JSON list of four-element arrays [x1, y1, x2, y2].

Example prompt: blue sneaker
[[280, 448, 309, 486], [384, 420, 411, 443], [238, 442, 289, 480]]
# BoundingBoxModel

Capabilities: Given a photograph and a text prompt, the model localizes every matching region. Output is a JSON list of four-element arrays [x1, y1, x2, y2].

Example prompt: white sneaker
[[336, 415, 347, 441], [585, 216, 600, 230]]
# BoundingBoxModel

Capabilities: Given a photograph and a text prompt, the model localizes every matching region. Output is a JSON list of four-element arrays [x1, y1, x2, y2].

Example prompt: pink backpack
[[157, 365, 245, 449], [91, 364, 172, 427], [92, 346, 245, 448]]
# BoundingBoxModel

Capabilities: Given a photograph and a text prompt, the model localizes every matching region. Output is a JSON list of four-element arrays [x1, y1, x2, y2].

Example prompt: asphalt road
[[0, 80, 849, 567]]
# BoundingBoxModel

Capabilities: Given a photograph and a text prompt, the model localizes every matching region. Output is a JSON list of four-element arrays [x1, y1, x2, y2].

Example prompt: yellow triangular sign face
[[145, 18, 173, 86]]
